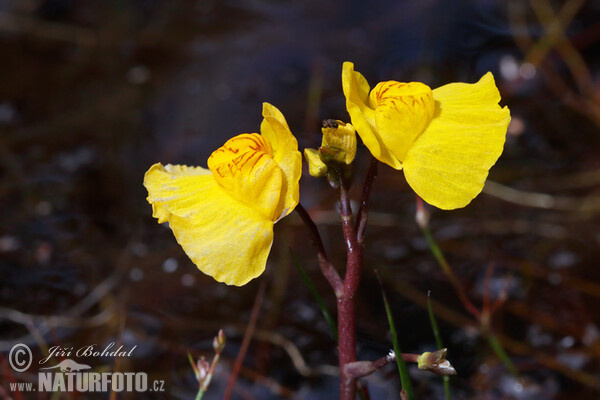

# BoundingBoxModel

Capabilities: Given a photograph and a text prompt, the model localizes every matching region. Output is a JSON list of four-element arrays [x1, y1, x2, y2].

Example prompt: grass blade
[[421, 223, 517, 376], [290, 249, 338, 341], [427, 292, 451, 400], [376, 270, 413, 399], [487, 333, 518, 376]]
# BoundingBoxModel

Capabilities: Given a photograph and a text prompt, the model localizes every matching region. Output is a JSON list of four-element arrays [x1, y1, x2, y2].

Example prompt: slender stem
[[482, 264, 494, 317], [356, 157, 379, 244], [337, 172, 362, 400], [376, 270, 413, 399], [418, 198, 481, 319], [487, 333, 519, 376], [417, 197, 517, 377], [200, 353, 220, 392], [223, 282, 266, 400], [338, 293, 357, 400], [345, 352, 421, 379], [295, 203, 344, 297], [291, 249, 339, 341], [422, 227, 474, 312], [428, 292, 452, 400], [339, 177, 361, 295]]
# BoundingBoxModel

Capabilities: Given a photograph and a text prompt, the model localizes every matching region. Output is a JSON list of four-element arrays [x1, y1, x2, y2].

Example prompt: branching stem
[[356, 157, 379, 244], [296, 203, 344, 297]]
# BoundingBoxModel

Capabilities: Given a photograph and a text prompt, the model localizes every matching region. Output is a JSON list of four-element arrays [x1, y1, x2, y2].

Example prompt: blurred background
[[1, 0, 600, 399]]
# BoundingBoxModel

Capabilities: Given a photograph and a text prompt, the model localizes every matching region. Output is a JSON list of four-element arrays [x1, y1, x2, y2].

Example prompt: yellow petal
[[370, 81, 435, 161], [260, 103, 302, 220], [320, 120, 357, 165], [144, 163, 273, 286], [304, 148, 328, 177], [430, 71, 501, 106], [342, 62, 402, 169], [403, 73, 511, 209], [144, 163, 212, 223], [207, 133, 284, 221]]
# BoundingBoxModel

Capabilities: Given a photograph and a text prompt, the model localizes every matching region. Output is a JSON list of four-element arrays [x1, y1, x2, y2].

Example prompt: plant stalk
[[338, 173, 362, 400], [356, 156, 378, 244], [296, 203, 344, 297]]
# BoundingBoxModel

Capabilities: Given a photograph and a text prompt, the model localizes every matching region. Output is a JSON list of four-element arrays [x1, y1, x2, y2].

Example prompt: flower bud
[[319, 119, 357, 165], [304, 148, 329, 177], [415, 196, 430, 229], [417, 348, 456, 376], [344, 361, 376, 378], [197, 357, 210, 382], [213, 329, 226, 353]]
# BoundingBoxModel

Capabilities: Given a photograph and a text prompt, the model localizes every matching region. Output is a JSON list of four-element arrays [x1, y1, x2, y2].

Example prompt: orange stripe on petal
[[207, 133, 283, 220]]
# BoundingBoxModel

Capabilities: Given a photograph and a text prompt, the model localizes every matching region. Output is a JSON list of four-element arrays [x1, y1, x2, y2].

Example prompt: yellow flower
[[143, 103, 302, 286], [319, 119, 357, 165], [342, 62, 511, 210], [303, 119, 357, 178]]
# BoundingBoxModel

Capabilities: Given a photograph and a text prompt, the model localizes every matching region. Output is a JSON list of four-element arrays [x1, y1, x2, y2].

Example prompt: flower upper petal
[[260, 102, 302, 220], [342, 62, 402, 169], [430, 71, 501, 106], [371, 81, 435, 162], [144, 163, 274, 286], [403, 72, 510, 209], [207, 133, 284, 221]]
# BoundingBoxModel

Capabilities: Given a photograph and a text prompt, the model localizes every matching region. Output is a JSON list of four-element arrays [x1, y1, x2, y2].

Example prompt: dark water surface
[[1, 0, 600, 399]]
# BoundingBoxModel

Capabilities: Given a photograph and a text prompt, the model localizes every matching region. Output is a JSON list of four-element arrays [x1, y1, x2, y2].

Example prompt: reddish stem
[[338, 293, 357, 400], [356, 157, 378, 244], [301, 159, 377, 400], [296, 203, 344, 297], [338, 174, 362, 400]]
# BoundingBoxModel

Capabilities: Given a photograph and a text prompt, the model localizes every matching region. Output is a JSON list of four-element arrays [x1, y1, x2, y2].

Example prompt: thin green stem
[[376, 270, 413, 399], [421, 226, 480, 319], [290, 249, 338, 341], [418, 196, 518, 377], [223, 282, 266, 400], [427, 293, 451, 400], [487, 333, 519, 376]]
